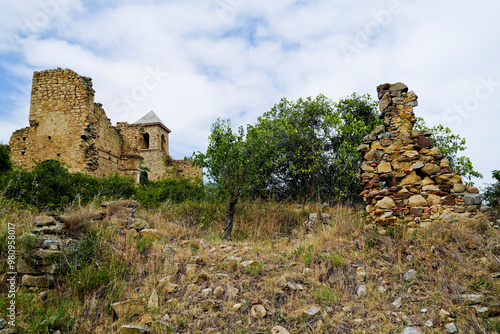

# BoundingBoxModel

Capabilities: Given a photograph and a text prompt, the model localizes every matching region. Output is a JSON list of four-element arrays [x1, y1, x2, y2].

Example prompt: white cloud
[[0, 0, 499, 186]]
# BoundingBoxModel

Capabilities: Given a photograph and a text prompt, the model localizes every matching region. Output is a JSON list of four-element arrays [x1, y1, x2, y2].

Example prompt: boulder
[[379, 92, 391, 112], [377, 161, 392, 173], [400, 172, 421, 185], [401, 328, 422, 334], [422, 163, 440, 175]]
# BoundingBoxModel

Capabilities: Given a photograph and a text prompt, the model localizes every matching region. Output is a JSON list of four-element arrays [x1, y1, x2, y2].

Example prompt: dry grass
[[1, 199, 499, 333]]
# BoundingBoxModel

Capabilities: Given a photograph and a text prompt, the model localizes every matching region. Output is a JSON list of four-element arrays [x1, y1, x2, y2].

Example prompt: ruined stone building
[[9, 68, 201, 182], [357, 82, 482, 229]]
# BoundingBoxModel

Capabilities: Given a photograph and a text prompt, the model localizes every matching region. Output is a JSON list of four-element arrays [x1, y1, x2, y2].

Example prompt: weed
[[136, 237, 154, 254], [386, 224, 404, 238], [364, 231, 380, 249], [312, 285, 338, 305], [245, 262, 263, 276], [486, 320, 500, 332], [291, 244, 314, 266], [21, 296, 77, 333], [329, 253, 343, 268]]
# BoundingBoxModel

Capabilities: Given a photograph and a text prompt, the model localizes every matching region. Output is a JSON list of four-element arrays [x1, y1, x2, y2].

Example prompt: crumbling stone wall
[[358, 83, 482, 228], [10, 68, 201, 182], [165, 158, 203, 180]]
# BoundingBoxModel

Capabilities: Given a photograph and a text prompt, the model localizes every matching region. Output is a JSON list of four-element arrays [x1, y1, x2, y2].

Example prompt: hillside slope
[[0, 199, 499, 334]]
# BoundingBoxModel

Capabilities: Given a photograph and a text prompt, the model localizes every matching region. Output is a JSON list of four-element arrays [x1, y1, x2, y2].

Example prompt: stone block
[[408, 195, 428, 207], [463, 194, 482, 206]]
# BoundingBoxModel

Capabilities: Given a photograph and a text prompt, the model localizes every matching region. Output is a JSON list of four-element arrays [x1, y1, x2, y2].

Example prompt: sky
[[0, 0, 499, 188]]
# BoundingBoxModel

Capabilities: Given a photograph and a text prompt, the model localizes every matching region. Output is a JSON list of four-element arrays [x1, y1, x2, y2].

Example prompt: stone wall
[[357, 82, 482, 228], [165, 158, 203, 180], [10, 68, 200, 182]]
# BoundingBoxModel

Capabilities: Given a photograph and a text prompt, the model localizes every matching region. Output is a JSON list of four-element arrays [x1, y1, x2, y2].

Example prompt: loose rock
[[251, 304, 266, 318], [303, 305, 321, 317], [445, 322, 458, 333], [271, 325, 290, 334]]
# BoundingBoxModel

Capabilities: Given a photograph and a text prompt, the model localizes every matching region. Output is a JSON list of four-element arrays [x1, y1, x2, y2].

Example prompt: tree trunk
[[223, 194, 239, 240]]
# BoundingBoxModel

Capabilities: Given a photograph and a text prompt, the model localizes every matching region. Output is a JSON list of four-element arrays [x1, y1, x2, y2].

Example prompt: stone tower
[[117, 111, 171, 180], [357, 82, 482, 229], [9, 68, 142, 179]]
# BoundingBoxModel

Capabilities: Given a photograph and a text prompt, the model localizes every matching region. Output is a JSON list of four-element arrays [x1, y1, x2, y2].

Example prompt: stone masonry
[[9, 68, 201, 182], [357, 82, 482, 228]]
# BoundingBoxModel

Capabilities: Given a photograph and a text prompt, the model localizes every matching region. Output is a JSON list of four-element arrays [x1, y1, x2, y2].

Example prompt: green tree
[[414, 118, 483, 185], [192, 119, 269, 240], [0, 144, 12, 174], [253, 93, 380, 202], [483, 170, 500, 208]]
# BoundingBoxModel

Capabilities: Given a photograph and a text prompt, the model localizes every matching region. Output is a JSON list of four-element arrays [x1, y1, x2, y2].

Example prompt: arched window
[[139, 133, 150, 149]]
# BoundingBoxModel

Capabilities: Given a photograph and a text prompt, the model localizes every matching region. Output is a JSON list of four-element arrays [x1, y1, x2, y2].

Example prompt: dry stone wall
[[357, 82, 482, 228], [10, 68, 201, 182]]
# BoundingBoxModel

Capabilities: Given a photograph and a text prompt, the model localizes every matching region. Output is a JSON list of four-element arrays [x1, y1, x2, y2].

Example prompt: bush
[[0, 144, 12, 174], [0, 160, 136, 209], [135, 176, 205, 206], [0, 160, 205, 209], [64, 230, 128, 299]]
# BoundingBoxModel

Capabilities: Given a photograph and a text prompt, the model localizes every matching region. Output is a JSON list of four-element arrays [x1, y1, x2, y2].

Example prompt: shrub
[[64, 230, 128, 299], [483, 170, 500, 208], [0, 161, 136, 209], [135, 176, 205, 206], [0, 144, 12, 174]]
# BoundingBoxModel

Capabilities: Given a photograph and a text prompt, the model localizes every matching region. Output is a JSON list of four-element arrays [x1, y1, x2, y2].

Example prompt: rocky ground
[[0, 200, 499, 333]]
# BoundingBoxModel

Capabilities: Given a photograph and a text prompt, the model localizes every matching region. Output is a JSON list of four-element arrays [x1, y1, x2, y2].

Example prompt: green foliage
[[23, 297, 77, 333], [483, 170, 500, 207], [136, 176, 205, 206], [319, 252, 343, 268], [136, 236, 154, 254], [292, 244, 315, 266], [64, 230, 128, 299], [0, 144, 12, 174], [193, 119, 268, 200], [414, 118, 483, 185], [0, 160, 202, 209], [312, 285, 338, 305], [0, 160, 135, 209], [253, 93, 380, 202], [244, 262, 263, 276], [192, 118, 269, 239]]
